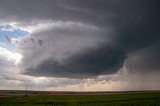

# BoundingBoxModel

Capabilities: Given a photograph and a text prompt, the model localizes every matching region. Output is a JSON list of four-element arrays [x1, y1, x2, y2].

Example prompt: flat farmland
[[0, 90, 160, 106]]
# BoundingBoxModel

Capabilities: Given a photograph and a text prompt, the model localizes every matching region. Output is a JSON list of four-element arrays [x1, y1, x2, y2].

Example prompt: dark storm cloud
[[1, 0, 160, 78], [125, 44, 160, 73], [24, 45, 126, 78], [0, 0, 109, 26], [19, 22, 112, 78], [63, 45, 126, 76]]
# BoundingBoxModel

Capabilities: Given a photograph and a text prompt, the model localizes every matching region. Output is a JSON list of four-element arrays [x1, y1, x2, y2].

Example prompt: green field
[[0, 91, 160, 106]]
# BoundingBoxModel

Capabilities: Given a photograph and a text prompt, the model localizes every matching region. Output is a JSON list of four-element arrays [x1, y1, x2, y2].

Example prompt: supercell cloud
[[0, 0, 160, 90]]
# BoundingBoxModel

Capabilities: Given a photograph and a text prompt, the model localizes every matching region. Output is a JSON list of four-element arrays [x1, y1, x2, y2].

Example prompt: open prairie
[[0, 90, 160, 106]]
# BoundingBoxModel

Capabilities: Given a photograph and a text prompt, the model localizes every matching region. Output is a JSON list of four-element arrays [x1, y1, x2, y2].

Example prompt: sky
[[0, 0, 160, 91]]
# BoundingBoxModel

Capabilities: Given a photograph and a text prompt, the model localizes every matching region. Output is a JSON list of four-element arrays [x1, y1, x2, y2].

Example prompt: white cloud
[[0, 47, 22, 65]]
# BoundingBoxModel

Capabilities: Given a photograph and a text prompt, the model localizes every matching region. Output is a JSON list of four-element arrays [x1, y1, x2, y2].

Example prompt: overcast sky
[[0, 0, 160, 91]]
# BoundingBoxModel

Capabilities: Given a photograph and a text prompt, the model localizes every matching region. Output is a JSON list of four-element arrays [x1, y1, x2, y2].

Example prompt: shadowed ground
[[0, 90, 160, 106]]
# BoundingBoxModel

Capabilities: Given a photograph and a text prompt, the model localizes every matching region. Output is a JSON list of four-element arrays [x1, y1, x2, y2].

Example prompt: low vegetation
[[0, 91, 160, 106]]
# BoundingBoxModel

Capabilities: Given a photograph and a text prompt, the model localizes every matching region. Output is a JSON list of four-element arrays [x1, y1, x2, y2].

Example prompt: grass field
[[0, 90, 160, 106]]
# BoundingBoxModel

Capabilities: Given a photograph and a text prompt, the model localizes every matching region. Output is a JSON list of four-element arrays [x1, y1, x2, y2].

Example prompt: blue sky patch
[[0, 24, 29, 50]]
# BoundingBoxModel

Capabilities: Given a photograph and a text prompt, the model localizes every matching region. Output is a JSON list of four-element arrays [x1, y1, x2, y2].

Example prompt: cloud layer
[[12, 0, 159, 79], [0, 0, 160, 90]]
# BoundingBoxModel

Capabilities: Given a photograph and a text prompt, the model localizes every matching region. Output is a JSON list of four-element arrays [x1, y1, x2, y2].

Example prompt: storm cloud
[[0, 0, 160, 80]]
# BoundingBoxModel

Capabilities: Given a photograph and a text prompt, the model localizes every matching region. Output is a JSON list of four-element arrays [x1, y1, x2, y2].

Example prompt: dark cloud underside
[[24, 45, 126, 78], [0, 0, 160, 78]]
